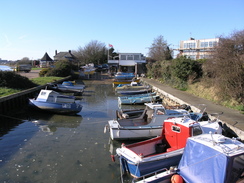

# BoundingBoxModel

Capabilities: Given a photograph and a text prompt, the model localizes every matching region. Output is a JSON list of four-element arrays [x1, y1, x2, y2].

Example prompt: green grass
[[31, 67, 42, 70], [0, 76, 65, 97], [30, 77, 64, 86], [0, 87, 21, 97]]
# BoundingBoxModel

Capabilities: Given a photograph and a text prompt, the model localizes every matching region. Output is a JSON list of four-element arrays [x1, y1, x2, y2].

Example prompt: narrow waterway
[[0, 80, 141, 183]]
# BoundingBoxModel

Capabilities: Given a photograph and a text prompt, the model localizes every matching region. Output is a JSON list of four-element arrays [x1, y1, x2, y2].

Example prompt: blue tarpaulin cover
[[178, 138, 227, 183]]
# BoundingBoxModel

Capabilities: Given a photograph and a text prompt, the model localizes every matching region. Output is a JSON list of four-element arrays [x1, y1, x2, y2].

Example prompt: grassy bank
[[187, 82, 244, 113], [0, 76, 64, 97], [30, 76, 64, 86]]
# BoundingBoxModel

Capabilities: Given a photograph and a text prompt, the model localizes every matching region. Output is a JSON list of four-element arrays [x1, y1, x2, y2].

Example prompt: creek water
[[0, 80, 143, 183]]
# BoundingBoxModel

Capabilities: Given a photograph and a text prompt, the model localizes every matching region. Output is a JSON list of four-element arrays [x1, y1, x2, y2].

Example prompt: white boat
[[81, 63, 96, 75], [105, 103, 190, 140], [105, 103, 223, 140], [29, 89, 82, 114], [134, 134, 244, 183]]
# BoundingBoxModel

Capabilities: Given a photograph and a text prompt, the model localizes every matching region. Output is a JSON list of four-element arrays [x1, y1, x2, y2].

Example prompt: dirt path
[[19, 70, 40, 79]]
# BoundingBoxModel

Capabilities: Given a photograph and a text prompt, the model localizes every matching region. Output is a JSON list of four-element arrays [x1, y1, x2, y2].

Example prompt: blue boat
[[49, 81, 85, 95], [134, 134, 244, 183], [29, 89, 82, 114], [117, 89, 152, 95], [114, 72, 135, 80], [118, 93, 161, 105]]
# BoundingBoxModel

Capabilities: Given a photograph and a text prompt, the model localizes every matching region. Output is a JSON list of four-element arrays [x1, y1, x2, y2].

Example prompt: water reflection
[[0, 81, 143, 182]]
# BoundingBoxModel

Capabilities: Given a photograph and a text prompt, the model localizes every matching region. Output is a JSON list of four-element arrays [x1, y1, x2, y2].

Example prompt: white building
[[108, 53, 147, 74], [177, 38, 219, 60]]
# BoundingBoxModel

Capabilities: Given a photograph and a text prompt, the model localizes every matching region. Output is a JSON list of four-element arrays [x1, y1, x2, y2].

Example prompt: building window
[[200, 42, 209, 48], [184, 42, 196, 49], [134, 55, 140, 60], [121, 55, 126, 60], [127, 55, 133, 60]]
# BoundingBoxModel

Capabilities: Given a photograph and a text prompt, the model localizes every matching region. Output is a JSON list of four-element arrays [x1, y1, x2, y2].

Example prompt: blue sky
[[0, 0, 243, 61]]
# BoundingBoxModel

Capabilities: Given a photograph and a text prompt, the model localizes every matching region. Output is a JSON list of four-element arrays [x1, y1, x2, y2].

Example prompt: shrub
[[171, 56, 202, 82], [39, 68, 50, 77], [46, 60, 72, 77], [0, 71, 37, 89]]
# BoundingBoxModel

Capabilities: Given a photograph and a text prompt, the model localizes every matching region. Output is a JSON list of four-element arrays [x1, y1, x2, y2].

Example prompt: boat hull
[[117, 89, 152, 95], [113, 79, 140, 85], [29, 99, 82, 114], [108, 120, 162, 140], [49, 83, 85, 94], [119, 150, 183, 178], [118, 95, 160, 105], [53, 87, 84, 94]]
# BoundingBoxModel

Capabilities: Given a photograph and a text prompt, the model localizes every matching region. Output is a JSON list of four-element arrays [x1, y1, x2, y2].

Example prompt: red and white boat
[[134, 134, 244, 183], [115, 117, 206, 178]]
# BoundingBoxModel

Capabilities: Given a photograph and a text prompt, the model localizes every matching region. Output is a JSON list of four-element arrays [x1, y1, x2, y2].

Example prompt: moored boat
[[113, 78, 140, 86], [115, 118, 205, 178], [29, 89, 82, 114], [105, 102, 222, 141], [48, 81, 85, 95], [105, 103, 190, 140], [115, 84, 150, 91], [114, 72, 135, 80], [118, 93, 161, 105], [113, 72, 140, 86], [116, 88, 152, 95], [134, 134, 244, 183]]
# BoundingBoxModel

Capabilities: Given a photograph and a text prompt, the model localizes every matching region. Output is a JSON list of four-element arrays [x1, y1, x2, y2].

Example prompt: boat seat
[[155, 143, 167, 153], [136, 109, 147, 120]]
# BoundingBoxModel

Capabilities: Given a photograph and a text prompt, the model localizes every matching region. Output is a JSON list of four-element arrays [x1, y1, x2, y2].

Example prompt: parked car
[[14, 64, 32, 73]]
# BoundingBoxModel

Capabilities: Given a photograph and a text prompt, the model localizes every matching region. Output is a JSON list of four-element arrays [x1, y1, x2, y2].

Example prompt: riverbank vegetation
[[0, 71, 64, 97], [146, 30, 244, 112]]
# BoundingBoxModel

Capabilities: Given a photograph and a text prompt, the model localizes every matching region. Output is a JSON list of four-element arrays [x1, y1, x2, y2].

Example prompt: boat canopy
[[178, 134, 244, 183], [36, 89, 75, 103], [36, 90, 59, 102], [62, 81, 74, 86]]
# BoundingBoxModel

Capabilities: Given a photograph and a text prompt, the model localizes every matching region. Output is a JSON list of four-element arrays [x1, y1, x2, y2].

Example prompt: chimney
[[55, 50, 57, 55], [69, 50, 71, 54]]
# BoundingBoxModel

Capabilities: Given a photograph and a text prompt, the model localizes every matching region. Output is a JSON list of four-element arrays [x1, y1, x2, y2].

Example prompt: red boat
[[115, 117, 204, 178]]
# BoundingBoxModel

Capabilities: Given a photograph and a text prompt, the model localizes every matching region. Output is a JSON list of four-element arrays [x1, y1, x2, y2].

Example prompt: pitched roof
[[41, 52, 53, 61], [54, 51, 76, 60]]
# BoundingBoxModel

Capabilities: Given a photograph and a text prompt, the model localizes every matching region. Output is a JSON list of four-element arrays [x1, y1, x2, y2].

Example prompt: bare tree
[[18, 57, 31, 65], [148, 35, 173, 61], [203, 30, 244, 104], [75, 40, 107, 65]]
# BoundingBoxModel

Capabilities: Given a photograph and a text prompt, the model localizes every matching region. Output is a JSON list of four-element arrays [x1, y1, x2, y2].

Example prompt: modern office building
[[177, 38, 219, 60]]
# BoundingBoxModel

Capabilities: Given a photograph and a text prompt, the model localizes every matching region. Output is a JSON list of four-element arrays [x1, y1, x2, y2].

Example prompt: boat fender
[[171, 174, 184, 183], [104, 125, 109, 133], [111, 155, 115, 162]]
